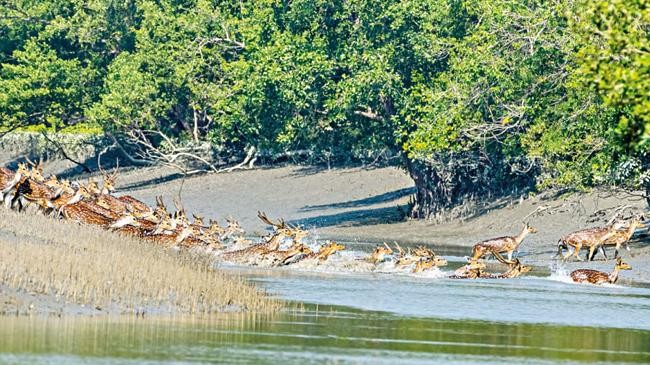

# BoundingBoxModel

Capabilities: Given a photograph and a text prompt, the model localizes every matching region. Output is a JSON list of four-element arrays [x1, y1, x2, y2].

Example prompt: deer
[[289, 241, 345, 266], [257, 211, 289, 232], [598, 216, 645, 259], [366, 243, 393, 264], [259, 242, 313, 267], [49, 183, 88, 217], [393, 243, 447, 270], [483, 259, 532, 279], [220, 238, 283, 265], [97, 160, 119, 195], [448, 259, 487, 279], [0, 163, 26, 206], [10, 170, 60, 213], [61, 199, 140, 229], [117, 195, 152, 215], [93, 191, 132, 216], [470, 223, 537, 264], [222, 217, 245, 240], [413, 246, 447, 266], [570, 257, 632, 285], [413, 257, 436, 273], [140, 216, 201, 248], [393, 243, 420, 268], [556, 222, 624, 261]]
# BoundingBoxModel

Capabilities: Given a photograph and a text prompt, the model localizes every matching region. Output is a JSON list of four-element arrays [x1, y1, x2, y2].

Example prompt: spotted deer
[[61, 200, 140, 228], [448, 259, 487, 279], [259, 243, 313, 267], [599, 216, 645, 259], [471, 223, 537, 263], [0, 163, 26, 205], [570, 257, 631, 285], [483, 259, 532, 279], [557, 222, 623, 261], [11, 173, 59, 213], [290, 241, 345, 265], [366, 243, 393, 264], [98, 161, 119, 195]]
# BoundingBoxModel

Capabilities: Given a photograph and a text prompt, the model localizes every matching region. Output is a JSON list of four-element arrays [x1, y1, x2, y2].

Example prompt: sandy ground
[[1, 151, 648, 283]]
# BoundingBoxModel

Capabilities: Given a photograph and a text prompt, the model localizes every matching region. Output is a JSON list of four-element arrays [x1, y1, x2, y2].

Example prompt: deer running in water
[[483, 259, 532, 279], [557, 222, 623, 261], [448, 259, 487, 279], [599, 216, 645, 259], [471, 223, 537, 263], [366, 243, 393, 264], [290, 241, 345, 266], [570, 257, 631, 285]]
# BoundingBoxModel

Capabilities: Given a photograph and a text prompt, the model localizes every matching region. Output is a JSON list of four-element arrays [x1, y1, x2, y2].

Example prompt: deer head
[[192, 213, 205, 227], [414, 257, 435, 273], [98, 159, 119, 194], [524, 222, 538, 234], [86, 179, 101, 195], [616, 257, 632, 271], [16, 162, 29, 177]]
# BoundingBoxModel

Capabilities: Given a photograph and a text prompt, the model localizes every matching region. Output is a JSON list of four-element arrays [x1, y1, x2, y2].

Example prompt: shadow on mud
[[289, 205, 408, 228], [300, 187, 415, 212]]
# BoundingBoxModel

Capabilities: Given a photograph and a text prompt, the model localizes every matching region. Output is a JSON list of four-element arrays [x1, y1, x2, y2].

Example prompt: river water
[[1, 253, 649, 363]]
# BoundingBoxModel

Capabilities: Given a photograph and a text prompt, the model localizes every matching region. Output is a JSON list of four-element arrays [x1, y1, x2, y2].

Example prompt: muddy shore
[[1, 153, 648, 285], [93, 164, 649, 284]]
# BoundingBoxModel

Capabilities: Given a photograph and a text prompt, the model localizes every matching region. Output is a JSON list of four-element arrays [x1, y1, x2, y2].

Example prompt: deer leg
[[587, 245, 597, 261], [11, 194, 22, 211], [493, 251, 515, 265], [573, 244, 583, 261], [599, 245, 608, 260]]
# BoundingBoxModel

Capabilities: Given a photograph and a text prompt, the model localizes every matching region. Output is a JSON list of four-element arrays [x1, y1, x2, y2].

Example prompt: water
[[1, 252, 650, 363], [235, 262, 650, 330], [0, 306, 649, 364]]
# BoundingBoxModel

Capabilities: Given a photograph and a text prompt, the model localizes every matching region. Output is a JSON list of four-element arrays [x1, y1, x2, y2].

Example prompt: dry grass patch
[[0, 209, 279, 314]]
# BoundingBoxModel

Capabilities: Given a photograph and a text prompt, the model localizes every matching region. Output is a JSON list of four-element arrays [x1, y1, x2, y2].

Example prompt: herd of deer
[[460, 215, 644, 285], [0, 160, 644, 285], [0, 160, 351, 264]]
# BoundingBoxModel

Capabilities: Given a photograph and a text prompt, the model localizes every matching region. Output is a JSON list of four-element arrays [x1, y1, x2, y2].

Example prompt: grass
[[0, 209, 279, 315]]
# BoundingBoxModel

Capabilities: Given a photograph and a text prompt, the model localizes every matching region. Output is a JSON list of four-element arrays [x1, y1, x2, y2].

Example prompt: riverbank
[[0, 160, 647, 317], [0, 209, 278, 316], [104, 164, 648, 284]]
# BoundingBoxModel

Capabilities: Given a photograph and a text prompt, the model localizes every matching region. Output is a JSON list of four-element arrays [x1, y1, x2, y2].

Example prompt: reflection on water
[[3, 241, 650, 364], [0, 306, 649, 364]]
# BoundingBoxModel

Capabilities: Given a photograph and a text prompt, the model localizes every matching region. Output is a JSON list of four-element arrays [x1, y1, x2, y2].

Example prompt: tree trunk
[[404, 157, 447, 219]]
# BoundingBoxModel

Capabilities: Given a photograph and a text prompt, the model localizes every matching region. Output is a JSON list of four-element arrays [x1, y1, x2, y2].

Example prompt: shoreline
[[0, 161, 647, 317], [0, 208, 278, 317], [105, 164, 648, 280]]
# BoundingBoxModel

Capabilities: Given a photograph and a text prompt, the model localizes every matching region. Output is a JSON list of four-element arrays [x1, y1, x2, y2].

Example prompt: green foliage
[[0, 39, 89, 130], [1, 0, 648, 213], [572, 0, 649, 149]]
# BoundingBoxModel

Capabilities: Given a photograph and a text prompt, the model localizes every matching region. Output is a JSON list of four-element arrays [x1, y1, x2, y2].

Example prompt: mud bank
[[100, 164, 648, 284]]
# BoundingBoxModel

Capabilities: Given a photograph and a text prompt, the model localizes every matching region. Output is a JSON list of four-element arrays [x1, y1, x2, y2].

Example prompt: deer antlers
[[257, 211, 289, 230], [97, 156, 120, 183]]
